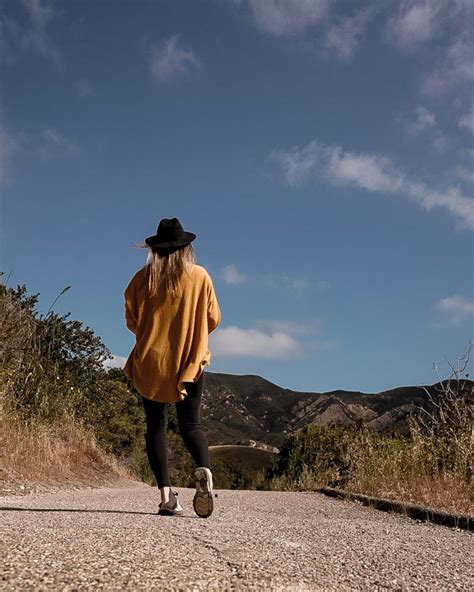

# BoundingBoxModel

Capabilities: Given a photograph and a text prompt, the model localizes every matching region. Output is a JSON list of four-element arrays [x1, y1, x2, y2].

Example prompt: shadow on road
[[0, 506, 198, 518]]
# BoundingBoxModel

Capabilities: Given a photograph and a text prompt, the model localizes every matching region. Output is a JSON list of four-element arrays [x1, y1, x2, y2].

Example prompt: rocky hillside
[[201, 372, 473, 449]]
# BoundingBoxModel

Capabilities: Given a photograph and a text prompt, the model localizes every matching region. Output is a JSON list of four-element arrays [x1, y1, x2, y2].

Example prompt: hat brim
[[144, 232, 196, 248]]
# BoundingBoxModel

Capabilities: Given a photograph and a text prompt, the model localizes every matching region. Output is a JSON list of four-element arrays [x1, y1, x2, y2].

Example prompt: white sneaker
[[158, 489, 184, 516], [193, 467, 216, 518]]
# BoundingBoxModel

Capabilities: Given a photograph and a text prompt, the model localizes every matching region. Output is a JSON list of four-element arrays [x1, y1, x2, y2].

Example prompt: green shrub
[[264, 344, 473, 494]]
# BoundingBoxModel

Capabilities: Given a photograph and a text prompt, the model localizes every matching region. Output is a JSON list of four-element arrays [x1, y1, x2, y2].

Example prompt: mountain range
[[200, 372, 473, 451]]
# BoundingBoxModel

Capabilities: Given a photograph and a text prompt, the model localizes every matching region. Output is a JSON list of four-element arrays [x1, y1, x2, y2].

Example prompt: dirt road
[[1, 480, 472, 591]]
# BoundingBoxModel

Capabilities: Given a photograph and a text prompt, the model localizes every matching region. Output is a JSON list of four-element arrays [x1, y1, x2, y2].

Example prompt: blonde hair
[[134, 241, 196, 298]]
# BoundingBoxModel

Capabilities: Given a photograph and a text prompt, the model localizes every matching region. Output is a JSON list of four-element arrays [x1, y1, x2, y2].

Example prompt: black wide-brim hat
[[145, 217, 196, 248]]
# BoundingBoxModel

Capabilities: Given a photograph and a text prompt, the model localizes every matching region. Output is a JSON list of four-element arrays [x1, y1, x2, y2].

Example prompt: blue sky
[[1, 0, 473, 394]]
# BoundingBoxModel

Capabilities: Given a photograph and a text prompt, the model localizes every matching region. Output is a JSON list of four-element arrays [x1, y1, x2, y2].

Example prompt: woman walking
[[123, 218, 221, 518]]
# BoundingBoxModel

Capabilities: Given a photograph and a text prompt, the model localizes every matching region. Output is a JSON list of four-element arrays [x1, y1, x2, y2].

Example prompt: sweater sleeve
[[206, 272, 221, 334], [124, 279, 138, 335], [125, 303, 137, 335]]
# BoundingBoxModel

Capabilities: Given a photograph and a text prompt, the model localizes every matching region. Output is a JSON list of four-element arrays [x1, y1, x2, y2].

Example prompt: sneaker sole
[[158, 508, 184, 516], [158, 492, 185, 516], [193, 468, 214, 518]]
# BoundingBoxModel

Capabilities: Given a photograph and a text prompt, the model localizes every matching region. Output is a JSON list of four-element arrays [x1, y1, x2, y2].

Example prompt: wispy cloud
[[1, 0, 59, 63], [255, 319, 316, 336], [210, 318, 336, 359], [246, 0, 328, 37], [386, 0, 444, 49], [233, 1, 375, 61], [405, 106, 436, 136], [0, 126, 76, 178], [322, 7, 374, 61], [459, 103, 474, 135], [233, 1, 472, 78], [401, 106, 449, 153], [270, 138, 474, 230], [218, 263, 326, 292], [453, 165, 474, 184], [260, 271, 313, 291], [221, 264, 248, 285], [435, 295, 474, 326], [383, 1, 473, 99], [272, 140, 403, 190], [40, 128, 77, 156], [22, 0, 58, 60], [150, 35, 200, 82], [422, 32, 474, 96], [210, 325, 301, 359]]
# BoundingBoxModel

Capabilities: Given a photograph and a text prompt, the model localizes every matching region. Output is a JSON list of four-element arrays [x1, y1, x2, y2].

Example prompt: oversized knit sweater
[[123, 263, 221, 403]]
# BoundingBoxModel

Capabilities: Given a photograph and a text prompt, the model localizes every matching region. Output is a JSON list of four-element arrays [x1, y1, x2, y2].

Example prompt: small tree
[[0, 273, 112, 424]]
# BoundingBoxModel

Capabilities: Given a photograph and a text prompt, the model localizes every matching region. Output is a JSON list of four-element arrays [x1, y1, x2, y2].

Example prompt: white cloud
[[326, 148, 404, 193], [221, 264, 248, 285], [403, 181, 473, 228], [422, 32, 474, 96], [102, 355, 128, 370], [1, 0, 59, 63], [270, 140, 322, 186], [403, 107, 449, 153], [435, 295, 474, 326], [260, 271, 312, 291], [22, 0, 57, 58], [383, 1, 473, 97], [210, 325, 301, 359], [454, 165, 474, 184], [323, 7, 374, 61], [247, 0, 328, 37], [150, 35, 200, 82], [235, 1, 373, 61], [386, 0, 443, 49], [406, 106, 436, 135], [219, 264, 320, 291], [459, 104, 474, 135], [255, 319, 316, 336], [270, 138, 474, 230], [0, 126, 76, 177]]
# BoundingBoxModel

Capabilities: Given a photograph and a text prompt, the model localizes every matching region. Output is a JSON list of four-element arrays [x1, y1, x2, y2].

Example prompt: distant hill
[[201, 372, 473, 449]]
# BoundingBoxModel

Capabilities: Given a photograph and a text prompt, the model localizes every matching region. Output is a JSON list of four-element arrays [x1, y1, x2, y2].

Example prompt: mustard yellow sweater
[[123, 263, 221, 403]]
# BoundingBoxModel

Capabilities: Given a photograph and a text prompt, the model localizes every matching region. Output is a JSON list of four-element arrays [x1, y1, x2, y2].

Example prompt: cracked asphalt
[[1, 480, 472, 591]]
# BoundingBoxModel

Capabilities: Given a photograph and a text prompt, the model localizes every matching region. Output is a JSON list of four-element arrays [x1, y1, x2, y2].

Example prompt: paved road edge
[[318, 487, 473, 531]]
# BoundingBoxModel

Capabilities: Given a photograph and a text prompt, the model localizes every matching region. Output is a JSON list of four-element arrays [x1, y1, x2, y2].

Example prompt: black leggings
[[141, 370, 210, 488]]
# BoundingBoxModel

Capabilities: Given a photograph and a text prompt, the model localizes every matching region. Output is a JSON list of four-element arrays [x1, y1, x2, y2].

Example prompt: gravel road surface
[[1, 480, 472, 591]]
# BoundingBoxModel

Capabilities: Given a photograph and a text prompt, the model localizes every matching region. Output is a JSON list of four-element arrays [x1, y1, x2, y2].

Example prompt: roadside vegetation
[[0, 274, 245, 492], [0, 275, 131, 492], [264, 344, 473, 516], [1, 274, 472, 515]]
